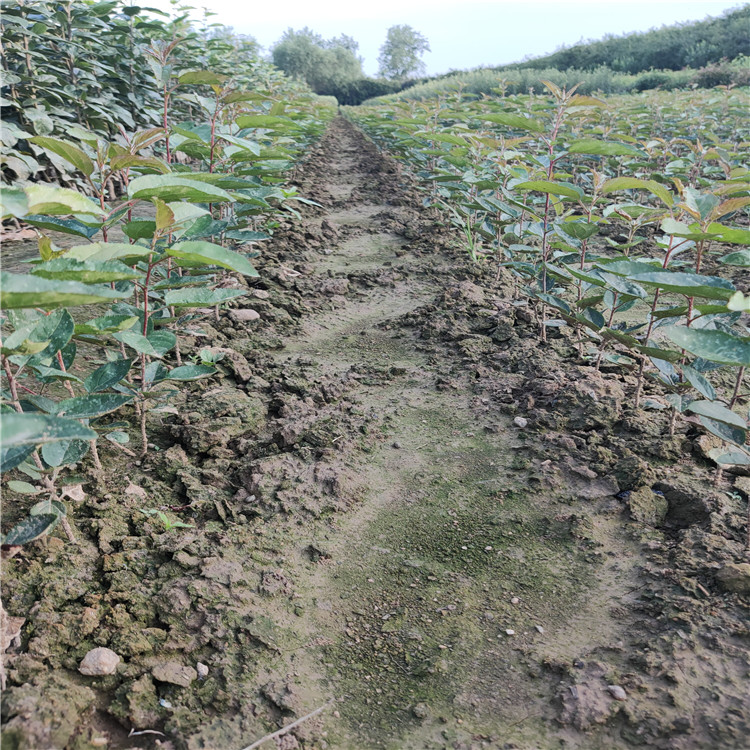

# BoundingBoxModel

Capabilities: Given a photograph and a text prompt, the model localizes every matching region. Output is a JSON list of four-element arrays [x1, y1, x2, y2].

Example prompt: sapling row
[[1, 39, 334, 547], [351, 83, 750, 479]]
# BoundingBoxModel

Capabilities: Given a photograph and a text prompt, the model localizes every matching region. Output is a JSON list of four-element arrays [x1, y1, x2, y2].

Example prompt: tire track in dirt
[[263, 119, 650, 750]]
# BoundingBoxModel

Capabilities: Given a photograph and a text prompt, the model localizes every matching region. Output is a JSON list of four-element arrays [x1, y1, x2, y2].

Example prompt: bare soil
[[2, 118, 749, 750]]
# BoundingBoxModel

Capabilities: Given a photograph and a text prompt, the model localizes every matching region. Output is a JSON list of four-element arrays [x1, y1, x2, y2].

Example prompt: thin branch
[[239, 700, 334, 750]]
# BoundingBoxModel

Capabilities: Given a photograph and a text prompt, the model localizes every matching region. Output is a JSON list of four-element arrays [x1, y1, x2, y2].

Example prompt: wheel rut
[[264, 119, 644, 750]]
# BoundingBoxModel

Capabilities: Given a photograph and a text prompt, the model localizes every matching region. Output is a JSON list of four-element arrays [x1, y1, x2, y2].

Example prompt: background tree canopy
[[377, 24, 431, 81], [271, 28, 364, 94]]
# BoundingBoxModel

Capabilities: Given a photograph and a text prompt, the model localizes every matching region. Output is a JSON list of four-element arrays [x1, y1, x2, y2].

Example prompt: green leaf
[[514, 181, 582, 199], [223, 230, 270, 242], [0, 444, 35, 473], [29, 136, 94, 176], [178, 70, 227, 85], [596, 259, 660, 277], [31, 259, 143, 284], [0, 330, 49, 357], [165, 364, 217, 380], [682, 365, 716, 401], [719, 250, 750, 267], [123, 219, 157, 240], [664, 327, 750, 366], [601, 177, 673, 207], [558, 221, 599, 240], [154, 197, 175, 231], [480, 113, 545, 133], [147, 330, 177, 357], [30, 499, 66, 517], [106, 431, 129, 446], [705, 223, 750, 245], [727, 291, 750, 312], [629, 271, 735, 301], [707, 446, 750, 466], [56, 394, 134, 419], [164, 288, 247, 307], [579, 307, 606, 330], [167, 241, 259, 277], [113, 330, 176, 358], [597, 271, 647, 299], [128, 175, 234, 203], [683, 188, 719, 222], [23, 215, 99, 239], [172, 173, 260, 189], [6, 480, 39, 495], [30, 365, 84, 385], [687, 400, 746, 428], [218, 134, 261, 156], [2, 513, 60, 545], [698, 415, 745, 446], [24, 309, 75, 361], [41, 439, 89, 467], [0, 413, 96, 449], [567, 139, 644, 157], [535, 293, 570, 314], [659, 217, 716, 241], [1, 187, 29, 219], [75, 314, 138, 335], [0, 272, 127, 310], [109, 154, 170, 174], [84, 359, 133, 393], [63, 242, 152, 263], [639, 346, 682, 363], [24, 185, 105, 216], [235, 114, 296, 130]]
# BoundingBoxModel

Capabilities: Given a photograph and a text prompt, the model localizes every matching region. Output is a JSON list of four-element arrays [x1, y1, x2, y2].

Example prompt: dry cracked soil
[[2, 118, 749, 750]]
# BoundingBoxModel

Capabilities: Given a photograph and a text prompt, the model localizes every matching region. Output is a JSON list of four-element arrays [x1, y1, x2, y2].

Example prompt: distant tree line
[[499, 5, 749, 74], [271, 25, 430, 105], [269, 7, 748, 106]]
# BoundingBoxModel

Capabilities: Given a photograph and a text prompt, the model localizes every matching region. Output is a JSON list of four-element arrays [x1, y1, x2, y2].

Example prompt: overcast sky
[[142, 0, 746, 77]]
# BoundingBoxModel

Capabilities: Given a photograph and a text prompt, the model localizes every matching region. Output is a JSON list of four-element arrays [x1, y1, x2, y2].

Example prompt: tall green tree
[[377, 25, 430, 81], [271, 28, 363, 93]]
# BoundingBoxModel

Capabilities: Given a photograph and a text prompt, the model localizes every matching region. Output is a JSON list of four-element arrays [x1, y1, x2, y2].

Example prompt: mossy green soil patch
[[311, 395, 596, 750]]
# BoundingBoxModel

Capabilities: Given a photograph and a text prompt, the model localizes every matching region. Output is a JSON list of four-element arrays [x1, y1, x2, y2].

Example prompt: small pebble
[[608, 685, 627, 701], [229, 308, 260, 322], [513, 417, 528, 429], [535, 625, 545, 634], [159, 698, 173, 708], [484, 545, 493, 551], [392, 441, 402, 449], [79, 647, 120, 676], [196, 662, 209, 679], [504, 629, 515, 636], [412, 702, 430, 719], [511, 597, 520, 605]]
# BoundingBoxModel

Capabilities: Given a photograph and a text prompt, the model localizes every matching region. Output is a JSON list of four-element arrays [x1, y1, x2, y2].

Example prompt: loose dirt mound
[[2, 119, 748, 750]]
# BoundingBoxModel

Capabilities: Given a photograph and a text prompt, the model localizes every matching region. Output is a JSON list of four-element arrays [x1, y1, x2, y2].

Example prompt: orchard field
[[1, 4, 750, 750]]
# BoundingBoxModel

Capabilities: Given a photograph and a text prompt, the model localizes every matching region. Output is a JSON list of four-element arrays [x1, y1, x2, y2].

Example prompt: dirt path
[[3, 119, 749, 750], [266, 121, 645, 749]]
